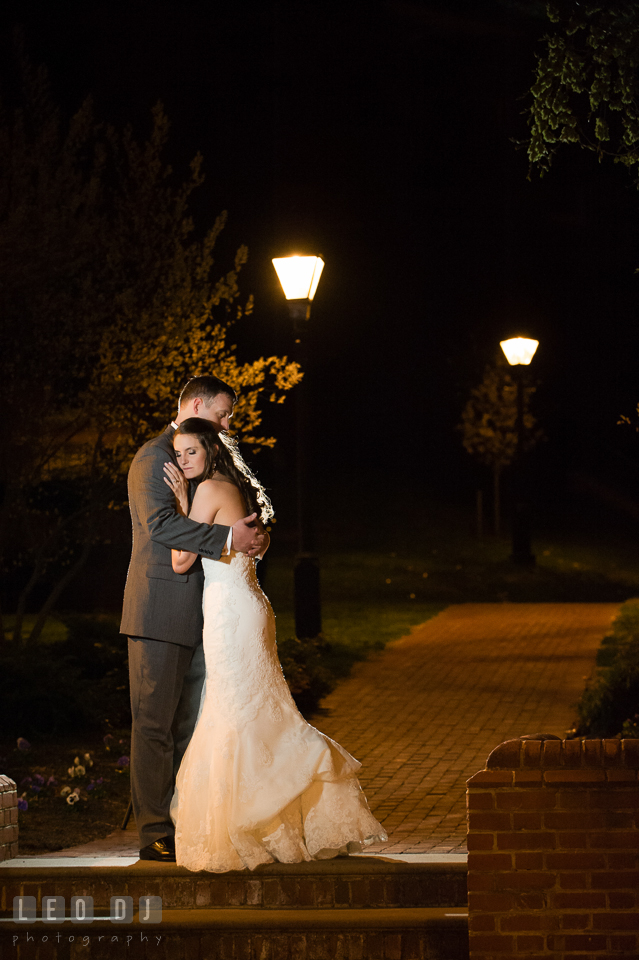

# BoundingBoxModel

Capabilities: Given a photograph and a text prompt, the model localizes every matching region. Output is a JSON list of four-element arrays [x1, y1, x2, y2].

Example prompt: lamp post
[[500, 336, 539, 567], [272, 255, 325, 639]]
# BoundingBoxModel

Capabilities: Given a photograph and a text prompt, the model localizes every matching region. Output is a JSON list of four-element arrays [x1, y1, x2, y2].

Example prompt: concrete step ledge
[[0, 855, 467, 877], [150, 906, 469, 930], [2, 906, 469, 931]]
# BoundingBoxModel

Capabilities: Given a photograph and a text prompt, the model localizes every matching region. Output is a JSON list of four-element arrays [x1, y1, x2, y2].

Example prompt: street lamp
[[500, 336, 539, 567], [272, 255, 325, 639]]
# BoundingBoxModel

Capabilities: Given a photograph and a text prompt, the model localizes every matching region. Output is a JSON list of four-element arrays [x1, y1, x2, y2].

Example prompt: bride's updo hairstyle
[[174, 418, 274, 524]]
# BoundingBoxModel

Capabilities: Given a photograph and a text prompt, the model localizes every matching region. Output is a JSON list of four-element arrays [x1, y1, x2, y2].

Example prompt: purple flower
[[86, 782, 95, 792], [46, 776, 58, 787], [116, 756, 130, 768], [32, 774, 45, 786], [16, 738, 30, 752], [17, 798, 28, 812], [96, 777, 104, 785], [30, 785, 41, 794], [20, 777, 32, 787]]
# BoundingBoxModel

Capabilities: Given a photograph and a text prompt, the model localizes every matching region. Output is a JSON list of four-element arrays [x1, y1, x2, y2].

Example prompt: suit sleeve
[[130, 445, 230, 559]]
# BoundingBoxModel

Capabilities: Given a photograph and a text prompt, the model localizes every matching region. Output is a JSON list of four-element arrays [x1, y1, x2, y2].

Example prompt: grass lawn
[[262, 549, 445, 658], [2, 614, 69, 645]]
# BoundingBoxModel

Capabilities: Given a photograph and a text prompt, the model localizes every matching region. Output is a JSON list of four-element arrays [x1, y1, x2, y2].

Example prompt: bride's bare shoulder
[[188, 478, 229, 525], [193, 478, 238, 503], [192, 479, 223, 504]]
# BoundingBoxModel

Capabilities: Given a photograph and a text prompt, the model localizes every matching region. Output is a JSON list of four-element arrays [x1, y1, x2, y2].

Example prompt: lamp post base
[[294, 553, 322, 639], [510, 501, 535, 567], [510, 550, 536, 568]]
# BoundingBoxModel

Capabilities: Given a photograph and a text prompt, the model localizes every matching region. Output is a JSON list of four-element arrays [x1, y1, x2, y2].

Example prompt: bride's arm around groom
[[120, 423, 230, 644]]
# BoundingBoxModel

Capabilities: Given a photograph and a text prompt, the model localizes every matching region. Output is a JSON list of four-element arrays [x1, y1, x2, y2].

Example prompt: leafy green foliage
[[526, 1, 639, 174], [576, 598, 639, 735]]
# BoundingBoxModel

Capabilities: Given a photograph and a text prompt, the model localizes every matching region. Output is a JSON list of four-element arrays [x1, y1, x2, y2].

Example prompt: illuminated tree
[[0, 58, 300, 645], [459, 358, 542, 535]]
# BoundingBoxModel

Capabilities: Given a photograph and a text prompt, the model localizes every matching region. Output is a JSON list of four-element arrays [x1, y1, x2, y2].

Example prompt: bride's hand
[[164, 461, 189, 516]]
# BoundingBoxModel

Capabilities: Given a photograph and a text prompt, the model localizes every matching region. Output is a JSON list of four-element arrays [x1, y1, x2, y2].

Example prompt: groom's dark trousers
[[120, 425, 229, 850]]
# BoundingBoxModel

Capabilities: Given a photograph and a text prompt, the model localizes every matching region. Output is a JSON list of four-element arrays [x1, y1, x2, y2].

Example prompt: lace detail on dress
[[240, 771, 262, 803], [197, 554, 289, 736], [211, 778, 229, 807], [268, 701, 283, 723], [171, 551, 387, 873]]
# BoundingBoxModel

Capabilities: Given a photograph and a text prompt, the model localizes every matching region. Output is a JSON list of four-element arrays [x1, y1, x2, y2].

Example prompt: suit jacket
[[120, 425, 230, 645]]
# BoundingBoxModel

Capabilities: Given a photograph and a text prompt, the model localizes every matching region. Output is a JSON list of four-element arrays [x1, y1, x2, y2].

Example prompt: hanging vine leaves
[[526, 1, 639, 175]]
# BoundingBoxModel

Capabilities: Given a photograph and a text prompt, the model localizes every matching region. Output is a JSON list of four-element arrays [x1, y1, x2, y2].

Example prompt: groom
[[121, 374, 265, 862]]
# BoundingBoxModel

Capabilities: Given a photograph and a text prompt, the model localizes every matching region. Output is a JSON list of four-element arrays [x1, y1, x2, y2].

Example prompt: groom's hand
[[231, 514, 266, 556]]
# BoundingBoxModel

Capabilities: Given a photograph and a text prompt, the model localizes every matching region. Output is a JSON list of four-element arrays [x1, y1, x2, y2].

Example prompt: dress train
[[171, 552, 387, 872]]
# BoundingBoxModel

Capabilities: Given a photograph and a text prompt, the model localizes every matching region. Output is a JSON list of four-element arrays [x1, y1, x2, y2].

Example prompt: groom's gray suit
[[121, 424, 229, 849]]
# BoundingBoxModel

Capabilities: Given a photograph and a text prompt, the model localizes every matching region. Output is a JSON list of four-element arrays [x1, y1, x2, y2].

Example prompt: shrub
[[0, 646, 87, 737], [576, 598, 639, 737], [277, 635, 337, 715], [1, 615, 362, 735], [0, 615, 130, 738]]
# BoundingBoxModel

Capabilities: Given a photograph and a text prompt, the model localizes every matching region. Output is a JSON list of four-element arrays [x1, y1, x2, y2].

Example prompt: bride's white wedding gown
[[170, 551, 387, 872]]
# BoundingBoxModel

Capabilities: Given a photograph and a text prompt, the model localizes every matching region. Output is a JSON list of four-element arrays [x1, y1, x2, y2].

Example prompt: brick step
[[2, 907, 470, 959], [0, 856, 468, 911]]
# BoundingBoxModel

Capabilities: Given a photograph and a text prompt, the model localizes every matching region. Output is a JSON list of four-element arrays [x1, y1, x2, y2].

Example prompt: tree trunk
[[493, 465, 501, 537], [12, 551, 47, 644], [26, 539, 92, 645], [13, 504, 92, 644]]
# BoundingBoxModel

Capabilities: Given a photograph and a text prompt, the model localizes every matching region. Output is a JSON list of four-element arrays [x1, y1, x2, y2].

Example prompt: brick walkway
[[315, 603, 619, 855]]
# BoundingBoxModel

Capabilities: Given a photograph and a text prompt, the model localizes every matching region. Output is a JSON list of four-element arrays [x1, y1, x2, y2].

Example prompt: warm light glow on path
[[318, 603, 618, 854]]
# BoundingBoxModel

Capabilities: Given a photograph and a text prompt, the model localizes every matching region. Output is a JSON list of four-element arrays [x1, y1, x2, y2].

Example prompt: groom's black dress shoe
[[139, 837, 176, 862]]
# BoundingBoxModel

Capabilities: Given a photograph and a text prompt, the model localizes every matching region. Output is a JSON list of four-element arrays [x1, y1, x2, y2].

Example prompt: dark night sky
[[3, 0, 639, 526]]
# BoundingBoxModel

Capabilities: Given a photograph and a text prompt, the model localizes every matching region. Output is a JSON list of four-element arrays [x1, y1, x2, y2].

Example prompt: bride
[[162, 418, 387, 872]]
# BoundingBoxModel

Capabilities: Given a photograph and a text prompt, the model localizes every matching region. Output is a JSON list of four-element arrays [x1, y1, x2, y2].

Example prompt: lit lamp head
[[272, 255, 324, 324], [500, 337, 539, 366]]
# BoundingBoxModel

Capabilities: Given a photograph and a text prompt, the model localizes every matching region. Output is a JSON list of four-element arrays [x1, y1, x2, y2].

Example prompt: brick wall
[[466, 737, 639, 959], [0, 776, 18, 861]]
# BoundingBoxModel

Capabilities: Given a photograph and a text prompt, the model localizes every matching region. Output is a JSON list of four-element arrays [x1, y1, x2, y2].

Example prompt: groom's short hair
[[179, 375, 237, 409]]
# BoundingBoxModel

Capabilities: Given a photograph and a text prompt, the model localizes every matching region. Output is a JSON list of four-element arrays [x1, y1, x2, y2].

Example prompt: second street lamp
[[272, 255, 325, 639], [500, 336, 539, 567]]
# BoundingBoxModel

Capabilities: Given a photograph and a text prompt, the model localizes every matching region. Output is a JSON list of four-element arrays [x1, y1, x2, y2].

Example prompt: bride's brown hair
[[174, 418, 274, 523]]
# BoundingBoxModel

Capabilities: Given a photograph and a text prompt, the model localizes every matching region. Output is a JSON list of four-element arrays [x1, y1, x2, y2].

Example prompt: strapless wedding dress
[[170, 551, 387, 872]]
